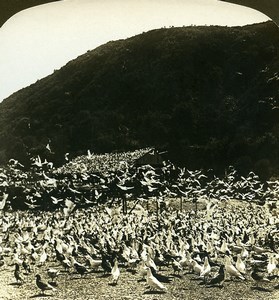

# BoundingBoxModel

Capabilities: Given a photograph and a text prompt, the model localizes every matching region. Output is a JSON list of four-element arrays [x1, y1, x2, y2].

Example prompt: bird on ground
[[206, 265, 225, 287], [55, 248, 65, 264], [12, 252, 23, 266], [219, 239, 230, 255], [146, 267, 167, 292], [0, 257, 4, 268], [251, 267, 270, 287], [35, 274, 56, 295], [39, 248, 48, 265], [172, 258, 183, 275], [179, 251, 193, 271], [61, 255, 71, 272], [145, 253, 157, 271], [150, 267, 172, 283], [73, 262, 88, 278], [127, 257, 140, 271], [14, 263, 24, 284], [190, 259, 203, 275], [240, 246, 249, 259], [249, 256, 268, 270], [200, 256, 211, 282], [267, 254, 277, 276], [101, 255, 112, 274], [111, 258, 120, 285], [85, 254, 102, 271], [252, 245, 269, 255], [224, 255, 245, 280], [138, 260, 148, 280], [236, 254, 246, 275], [47, 268, 60, 283], [22, 257, 31, 274]]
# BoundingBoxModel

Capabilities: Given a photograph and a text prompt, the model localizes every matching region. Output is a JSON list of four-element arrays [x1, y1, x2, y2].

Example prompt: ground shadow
[[205, 285, 224, 289], [30, 293, 54, 298], [89, 269, 103, 274], [190, 277, 202, 281], [97, 273, 111, 278], [143, 290, 167, 294], [9, 282, 23, 286], [70, 276, 91, 280], [250, 286, 272, 292]]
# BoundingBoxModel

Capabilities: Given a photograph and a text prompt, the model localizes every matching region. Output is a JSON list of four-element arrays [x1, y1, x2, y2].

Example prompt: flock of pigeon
[[0, 148, 279, 212], [0, 192, 278, 297], [0, 148, 278, 298]]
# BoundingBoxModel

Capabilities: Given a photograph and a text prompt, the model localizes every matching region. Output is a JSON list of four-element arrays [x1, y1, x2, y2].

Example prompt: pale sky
[[0, 0, 269, 102]]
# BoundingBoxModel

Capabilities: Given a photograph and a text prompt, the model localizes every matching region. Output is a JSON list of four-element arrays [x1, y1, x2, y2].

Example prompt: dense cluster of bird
[[0, 197, 278, 296], [0, 148, 279, 211], [58, 148, 155, 174], [0, 149, 278, 296]]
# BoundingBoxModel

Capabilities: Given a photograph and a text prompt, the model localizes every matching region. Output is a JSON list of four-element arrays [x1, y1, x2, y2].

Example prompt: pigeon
[[267, 254, 277, 275], [35, 274, 56, 295], [206, 265, 225, 287], [14, 263, 24, 284], [146, 267, 167, 292], [47, 267, 60, 283], [200, 256, 211, 281], [251, 268, 270, 287], [73, 263, 88, 278], [85, 255, 102, 271], [22, 258, 31, 274], [191, 259, 203, 275], [236, 254, 246, 275], [150, 267, 172, 283], [101, 255, 112, 274], [145, 253, 157, 271], [224, 255, 245, 280], [172, 258, 183, 275], [111, 258, 120, 285], [138, 260, 148, 280]]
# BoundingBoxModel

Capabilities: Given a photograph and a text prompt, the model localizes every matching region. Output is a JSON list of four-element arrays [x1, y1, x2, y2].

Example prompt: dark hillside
[[1, 22, 279, 177]]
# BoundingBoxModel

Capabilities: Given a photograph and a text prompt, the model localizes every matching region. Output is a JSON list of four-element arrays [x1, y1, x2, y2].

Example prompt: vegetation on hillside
[[1, 22, 279, 177]]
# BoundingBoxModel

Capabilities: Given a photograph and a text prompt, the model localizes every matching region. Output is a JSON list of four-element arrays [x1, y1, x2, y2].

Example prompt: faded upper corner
[[0, 0, 61, 27], [219, 0, 279, 26]]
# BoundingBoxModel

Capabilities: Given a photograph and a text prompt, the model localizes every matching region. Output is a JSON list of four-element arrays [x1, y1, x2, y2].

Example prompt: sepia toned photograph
[[0, 1, 278, 299]]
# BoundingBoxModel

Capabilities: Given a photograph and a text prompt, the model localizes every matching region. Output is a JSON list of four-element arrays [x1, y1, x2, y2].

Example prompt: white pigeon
[[267, 255, 277, 275], [138, 260, 148, 280], [111, 258, 120, 284], [240, 246, 249, 259], [200, 257, 211, 279], [146, 253, 157, 271], [224, 256, 245, 280], [146, 267, 167, 292], [236, 254, 246, 275], [191, 260, 203, 275], [85, 255, 102, 270]]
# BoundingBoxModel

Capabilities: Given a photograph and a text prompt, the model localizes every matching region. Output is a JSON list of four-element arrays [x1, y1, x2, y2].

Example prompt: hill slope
[[1, 22, 279, 177]]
